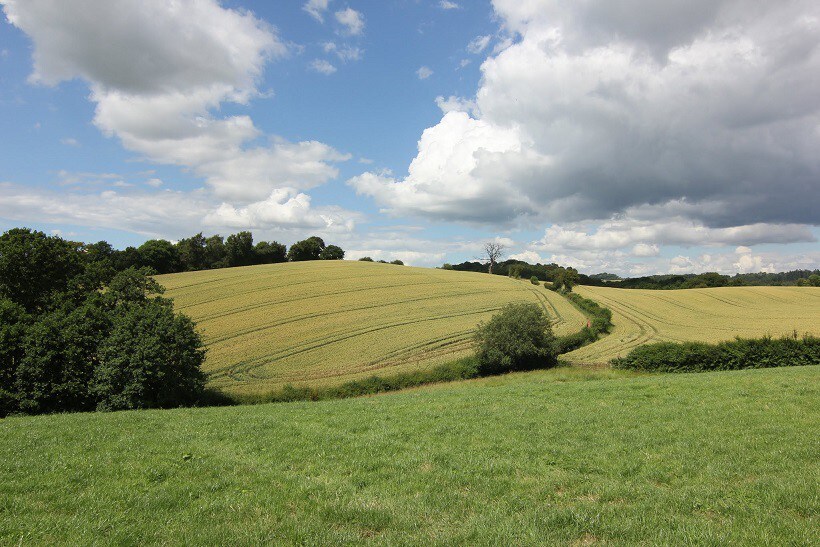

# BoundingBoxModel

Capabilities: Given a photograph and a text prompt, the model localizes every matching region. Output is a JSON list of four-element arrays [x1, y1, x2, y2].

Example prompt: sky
[[0, 0, 818, 276]]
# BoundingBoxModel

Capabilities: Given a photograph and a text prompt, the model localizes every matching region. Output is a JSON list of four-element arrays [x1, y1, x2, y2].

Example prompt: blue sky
[[1, 0, 818, 275]]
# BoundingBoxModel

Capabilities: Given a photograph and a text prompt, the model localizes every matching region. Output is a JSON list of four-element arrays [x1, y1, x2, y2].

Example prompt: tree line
[[597, 270, 820, 289], [84, 232, 345, 277], [442, 260, 820, 289], [442, 259, 583, 289]]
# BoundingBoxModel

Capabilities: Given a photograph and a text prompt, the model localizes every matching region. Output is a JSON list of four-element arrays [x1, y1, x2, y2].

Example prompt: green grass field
[[565, 285, 820, 364], [1, 365, 817, 545], [157, 261, 586, 395]]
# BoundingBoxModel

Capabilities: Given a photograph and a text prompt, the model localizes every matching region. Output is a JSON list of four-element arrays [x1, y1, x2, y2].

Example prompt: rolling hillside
[[157, 261, 586, 395], [565, 285, 820, 363]]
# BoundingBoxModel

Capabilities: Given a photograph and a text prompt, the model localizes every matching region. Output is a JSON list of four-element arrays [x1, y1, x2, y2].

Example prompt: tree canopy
[[0, 229, 208, 416]]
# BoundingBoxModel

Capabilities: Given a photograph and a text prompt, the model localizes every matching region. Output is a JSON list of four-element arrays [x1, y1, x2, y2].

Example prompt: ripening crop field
[[157, 261, 586, 395], [565, 285, 820, 364]]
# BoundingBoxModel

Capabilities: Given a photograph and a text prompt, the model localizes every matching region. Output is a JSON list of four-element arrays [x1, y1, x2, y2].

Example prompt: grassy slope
[[566, 285, 820, 364], [157, 261, 586, 395], [2, 366, 817, 545]]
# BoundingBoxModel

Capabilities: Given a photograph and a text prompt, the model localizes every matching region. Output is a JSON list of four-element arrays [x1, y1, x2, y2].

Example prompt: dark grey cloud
[[352, 0, 820, 234]]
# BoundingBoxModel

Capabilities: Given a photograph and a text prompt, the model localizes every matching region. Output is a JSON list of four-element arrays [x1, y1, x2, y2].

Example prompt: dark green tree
[[0, 298, 28, 414], [77, 240, 118, 287], [176, 233, 207, 271], [82, 241, 115, 266], [105, 267, 165, 305], [473, 302, 557, 375], [0, 228, 84, 312], [112, 246, 142, 271], [14, 297, 111, 414], [287, 236, 326, 261], [91, 298, 206, 411], [137, 239, 180, 274], [320, 244, 345, 260], [254, 241, 287, 264], [204, 235, 227, 269], [225, 231, 255, 267], [561, 267, 580, 292]]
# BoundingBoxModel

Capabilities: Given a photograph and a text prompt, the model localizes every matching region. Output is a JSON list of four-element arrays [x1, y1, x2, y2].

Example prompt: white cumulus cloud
[[350, 0, 820, 241], [335, 7, 364, 36], [310, 59, 337, 75], [3, 0, 352, 232], [467, 35, 492, 54], [416, 66, 433, 80], [303, 0, 330, 23]]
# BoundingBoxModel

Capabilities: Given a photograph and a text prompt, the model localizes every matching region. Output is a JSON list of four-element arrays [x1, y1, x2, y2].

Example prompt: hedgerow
[[611, 334, 819, 372], [553, 293, 614, 354]]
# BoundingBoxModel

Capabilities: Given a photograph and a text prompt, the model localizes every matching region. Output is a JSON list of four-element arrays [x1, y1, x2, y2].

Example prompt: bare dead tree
[[481, 242, 505, 274]]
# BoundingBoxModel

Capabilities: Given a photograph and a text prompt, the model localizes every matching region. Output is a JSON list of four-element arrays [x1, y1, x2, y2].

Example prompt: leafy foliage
[[92, 299, 206, 411], [287, 236, 326, 261], [137, 239, 180, 274], [225, 231, 256, 267], [474, 302, 557, 375], [0, 228, 207, 416], [0, 228, 84, 312], [611, 335, 820, 372], [320, 244, 345, 260], [553, 293, 614, 354], [254, 241, 287, 264]]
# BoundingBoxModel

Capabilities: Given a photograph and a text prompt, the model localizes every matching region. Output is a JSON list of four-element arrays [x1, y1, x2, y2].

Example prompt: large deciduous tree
[[255, 241, 287, 264], [320, 245, 345, 260], [137, 239, 180, 274], [287, 236, 326, 261], [225, 231, 255, 267], [0, 228, 84, 313]]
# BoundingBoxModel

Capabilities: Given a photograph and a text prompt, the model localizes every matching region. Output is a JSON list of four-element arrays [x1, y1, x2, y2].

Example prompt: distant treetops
[[442, 259, 819, 289], [56, 230, 346, 278]]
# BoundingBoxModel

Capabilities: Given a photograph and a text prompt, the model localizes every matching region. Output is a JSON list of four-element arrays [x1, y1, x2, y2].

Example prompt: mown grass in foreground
[[1, 366, 817, 545]]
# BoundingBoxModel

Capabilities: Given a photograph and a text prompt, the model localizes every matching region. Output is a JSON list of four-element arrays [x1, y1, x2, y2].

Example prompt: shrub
[[474, 303, 557, 375], [611, 335, 820, 372], [358, 257, 374, 262], [390, 260, 404, 266], [530, 276, 540, 285], [91, 299, 206, 411]]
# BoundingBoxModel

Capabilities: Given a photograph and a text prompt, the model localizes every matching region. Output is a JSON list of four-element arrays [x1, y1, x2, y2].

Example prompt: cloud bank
[[351, 0, 820, 247], [2, 0, 356, 234]]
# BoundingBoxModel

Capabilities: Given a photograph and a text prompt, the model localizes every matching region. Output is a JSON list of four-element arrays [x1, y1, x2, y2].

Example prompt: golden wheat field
[[157, 261, 586, 395], [564, 285, 820, 364]]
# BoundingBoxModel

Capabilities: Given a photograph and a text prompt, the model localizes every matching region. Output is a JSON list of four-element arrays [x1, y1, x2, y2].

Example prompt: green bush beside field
[[611, 335, 819, 372]]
